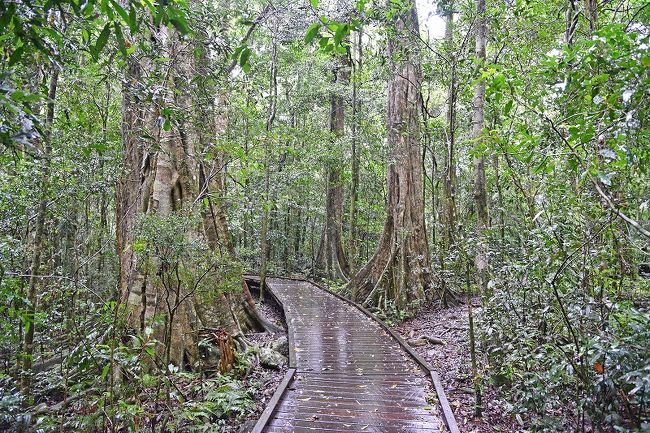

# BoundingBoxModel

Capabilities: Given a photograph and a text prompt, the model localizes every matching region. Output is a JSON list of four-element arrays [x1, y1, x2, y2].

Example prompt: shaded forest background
[[0, 0, 649, 431]]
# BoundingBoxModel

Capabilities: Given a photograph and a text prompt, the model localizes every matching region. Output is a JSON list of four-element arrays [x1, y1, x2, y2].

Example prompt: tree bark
[[473, 0, 489, 294], [442, 4, 458, 252], [349, 1, 432, 308], [348, 28, 362, 275], [317, 57, 351, 281], [259, 39, 278, 297], [116, 24, 255, 369]]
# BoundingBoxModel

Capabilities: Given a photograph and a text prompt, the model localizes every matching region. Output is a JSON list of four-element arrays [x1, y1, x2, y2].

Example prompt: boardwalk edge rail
[[247, 275, 461, 433], [247, 275, 296, 433], [251, 367, 295, 433], [309, 278, 461, 433]]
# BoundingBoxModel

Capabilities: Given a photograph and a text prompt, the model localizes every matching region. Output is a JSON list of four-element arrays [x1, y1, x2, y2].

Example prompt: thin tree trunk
[[443, 2, 457, 253], [21, 68, 59, 397], [97, 81, 111, 281], [473, 0, 489, 294], [349, 28, 362, 275], [259, 40, 278, 297], [317, 56, 351, 281], [493, 154, 505, 244]]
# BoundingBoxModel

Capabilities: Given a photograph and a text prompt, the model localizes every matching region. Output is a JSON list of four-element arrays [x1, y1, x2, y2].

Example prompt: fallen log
[[407, 335, 446, 347]]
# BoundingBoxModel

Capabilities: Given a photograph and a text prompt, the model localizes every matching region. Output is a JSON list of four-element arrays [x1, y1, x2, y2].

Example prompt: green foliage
[[1, 0, 649, 431], [483, 256, 650, 430], [0, 0, 189, 64], [372, 298, 419, 325], [472, 3, 650, 430], [0, 0, 189, 158], [134, 213, 243, 303], [173, 375, 255, 429], [305, 18, 353, 55], [0, 383, 23, 430]]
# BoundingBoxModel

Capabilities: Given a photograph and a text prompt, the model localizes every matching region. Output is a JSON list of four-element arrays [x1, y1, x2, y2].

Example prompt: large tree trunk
[[438, 2, 459, 307], [116, 24, 255, 369], [473, 0, 489, 294], [317, 58, 350, 281], [348, 28, 362, 275], [349, 2, 432, 308]]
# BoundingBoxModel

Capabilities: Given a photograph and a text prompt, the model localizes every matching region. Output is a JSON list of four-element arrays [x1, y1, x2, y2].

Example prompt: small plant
[[167, 374, 255, 432]]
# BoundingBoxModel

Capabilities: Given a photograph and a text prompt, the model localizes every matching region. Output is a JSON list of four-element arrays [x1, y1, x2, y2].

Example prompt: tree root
[[241, 279, 283, 334]]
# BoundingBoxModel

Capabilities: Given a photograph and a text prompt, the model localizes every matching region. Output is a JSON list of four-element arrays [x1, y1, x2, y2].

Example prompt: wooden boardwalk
[[252, 277, 454, 433]]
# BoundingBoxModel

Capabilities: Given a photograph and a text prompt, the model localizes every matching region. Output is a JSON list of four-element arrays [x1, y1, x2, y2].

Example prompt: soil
[[393, 299, 519, 433]]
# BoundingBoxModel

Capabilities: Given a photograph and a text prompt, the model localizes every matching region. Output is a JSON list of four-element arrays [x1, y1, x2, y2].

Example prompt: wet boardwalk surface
[[262, 277, 443, 433]]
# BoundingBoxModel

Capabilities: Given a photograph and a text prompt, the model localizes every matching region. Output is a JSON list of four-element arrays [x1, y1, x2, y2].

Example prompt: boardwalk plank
[[258, 277, 443, 433]]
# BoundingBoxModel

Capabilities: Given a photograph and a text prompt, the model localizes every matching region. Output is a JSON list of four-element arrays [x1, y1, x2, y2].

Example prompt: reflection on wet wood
[[258, 277, 444, 433]]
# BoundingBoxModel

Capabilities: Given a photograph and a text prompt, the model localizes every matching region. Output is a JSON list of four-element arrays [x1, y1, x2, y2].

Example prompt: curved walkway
[[253, 277, 453, 433]]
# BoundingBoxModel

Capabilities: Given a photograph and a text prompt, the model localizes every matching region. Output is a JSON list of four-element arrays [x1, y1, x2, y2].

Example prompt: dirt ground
[[394, 300, 520, 433], [232, 299, 289, 432]]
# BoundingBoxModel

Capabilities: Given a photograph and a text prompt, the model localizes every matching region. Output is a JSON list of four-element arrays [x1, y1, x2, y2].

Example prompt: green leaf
[[242, 62, 251, 74], [310, 0, 319, 8], [101, 0, 114, 20], [38, 27, 64, 48], [304, 22, 320, 44], [114, 23, 128, 58], [70, 0, 81, 15], [8, 45, 25, 67], [239, 47, 251, 66], [0, 6, 15, 29], [110, 0, 129, 25], [133, 239, 146, 252], [10, 90, 40, 103], [642, 55, 650, 67], [92, 142, 109, 153], [568, 157, 578, 170], [153, 1, 164, 26], [504, 99, 513, 116], [231, 45, 245, 60], [82, 0, 95, 16], [101, 364, 110, 380], [597, 171, 612, 186], [93, 23, 111, 60], [142, 0, 156, 14], [128, 5, 138, 33], [334, 23, 347, 46], [170, 13, 190, 34]]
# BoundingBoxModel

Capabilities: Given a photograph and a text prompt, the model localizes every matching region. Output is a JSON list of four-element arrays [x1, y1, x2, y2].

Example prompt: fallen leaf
[[594, 362, 604, 374]]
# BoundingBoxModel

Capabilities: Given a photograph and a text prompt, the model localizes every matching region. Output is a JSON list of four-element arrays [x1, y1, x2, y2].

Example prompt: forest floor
[[26, 298, 289, 433], [233, 300, 288, 432], [394, 300, 518, 433]]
